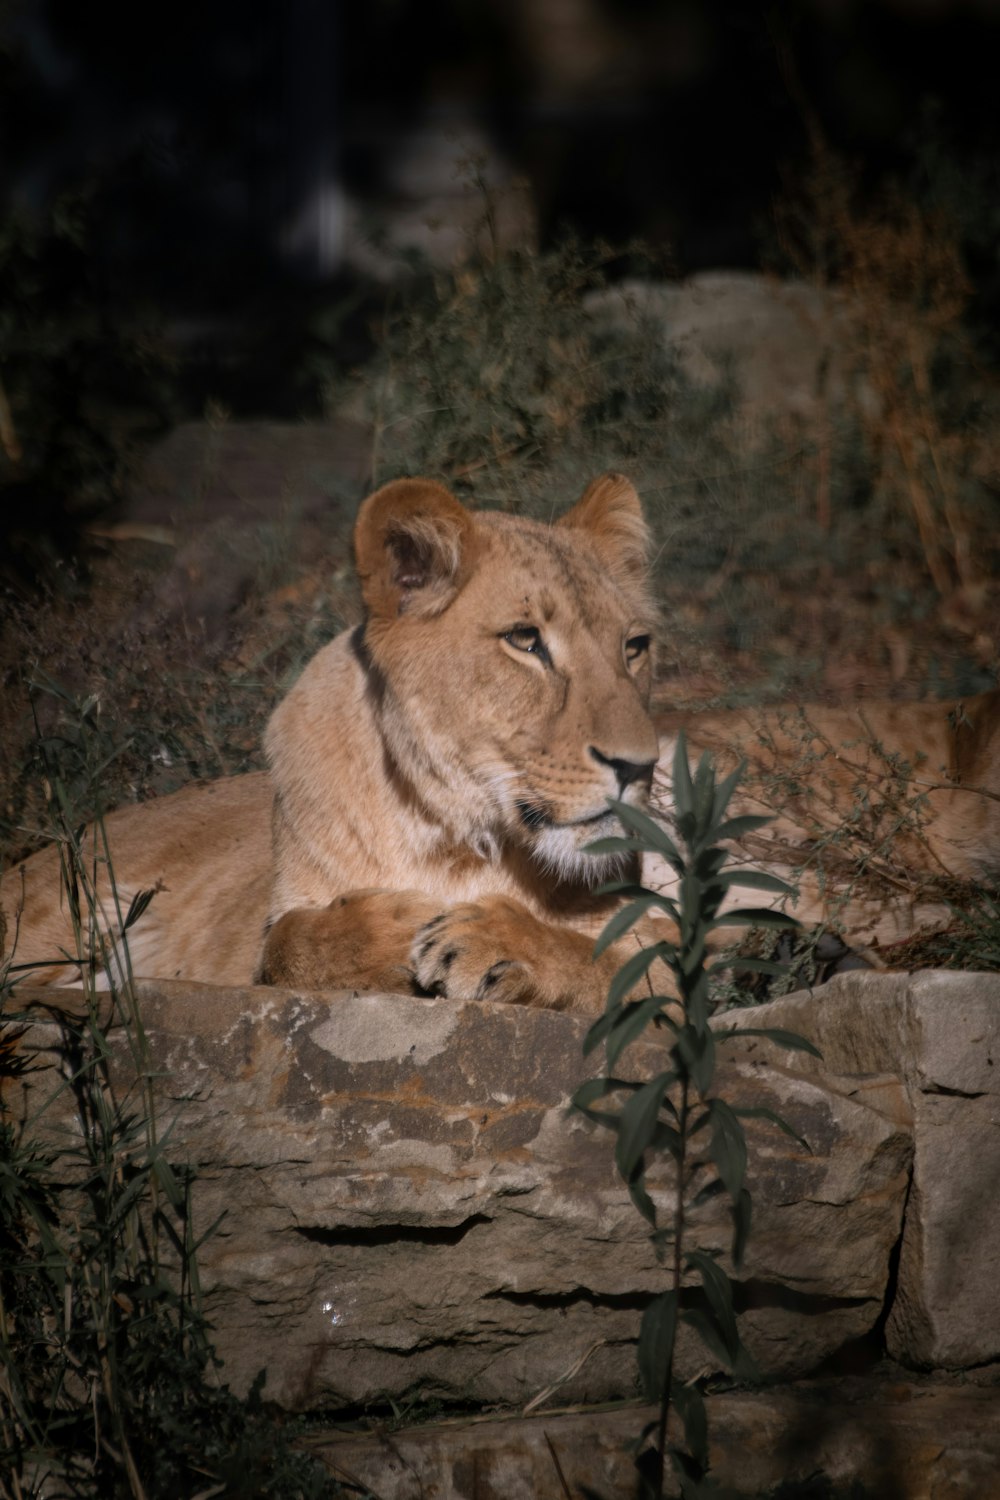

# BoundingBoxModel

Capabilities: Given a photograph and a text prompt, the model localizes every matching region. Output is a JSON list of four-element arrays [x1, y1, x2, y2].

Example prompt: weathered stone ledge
[[6, 973, 936, 1409], [718, 970, 1000, 1372], [310, 1377, 1000, 1499]]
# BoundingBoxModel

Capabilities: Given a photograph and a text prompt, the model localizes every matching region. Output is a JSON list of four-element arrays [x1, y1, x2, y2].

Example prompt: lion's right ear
[[354, 479, 477, 620]]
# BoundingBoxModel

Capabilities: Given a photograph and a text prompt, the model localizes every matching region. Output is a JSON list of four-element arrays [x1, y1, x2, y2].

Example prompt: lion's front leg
[[258, 888, 442, 991], [411, 895, 675, 1015]]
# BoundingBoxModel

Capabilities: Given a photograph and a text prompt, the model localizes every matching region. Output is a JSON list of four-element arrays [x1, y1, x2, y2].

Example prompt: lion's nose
[[589, 746, 656, 795]]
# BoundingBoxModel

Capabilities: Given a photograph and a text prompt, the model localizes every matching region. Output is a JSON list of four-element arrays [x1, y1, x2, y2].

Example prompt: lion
[[3, 474, 661, 1012], [3, 473, 999, 1008]]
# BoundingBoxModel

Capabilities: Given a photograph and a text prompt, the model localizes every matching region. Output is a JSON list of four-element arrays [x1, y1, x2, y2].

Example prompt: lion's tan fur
[[4, 474, 999, 1004], [654, 694, 1000, 949], [3, 475, 661, 1010]]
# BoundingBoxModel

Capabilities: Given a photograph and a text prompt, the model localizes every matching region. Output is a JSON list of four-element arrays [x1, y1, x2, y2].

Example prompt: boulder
[[12, 979, 910, 1409], [585, 270, 870, 431], [718, 970, 1000, 1371]]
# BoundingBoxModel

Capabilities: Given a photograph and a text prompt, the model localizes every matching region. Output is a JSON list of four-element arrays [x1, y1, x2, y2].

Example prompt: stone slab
[[718, 970, 1000, 1370], [10, 979, 911, 1409], [312, 1378, 1000, 1500]]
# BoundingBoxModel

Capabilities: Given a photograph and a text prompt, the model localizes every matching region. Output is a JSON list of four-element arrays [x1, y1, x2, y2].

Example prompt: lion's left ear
[[557, 472, 650, 587], [354, 478, 477, 620]]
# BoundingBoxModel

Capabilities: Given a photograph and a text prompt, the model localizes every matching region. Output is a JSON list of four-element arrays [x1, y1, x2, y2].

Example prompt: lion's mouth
[[515, 800, 616, 832]]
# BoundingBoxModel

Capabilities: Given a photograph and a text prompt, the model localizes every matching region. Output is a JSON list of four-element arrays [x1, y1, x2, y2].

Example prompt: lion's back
[[2, 774, 273, 988]]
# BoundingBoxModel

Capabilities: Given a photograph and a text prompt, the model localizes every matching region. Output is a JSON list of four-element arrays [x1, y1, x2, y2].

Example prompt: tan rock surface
[[718, 970, 1000, 1371], [12, 979, 910, 1409]]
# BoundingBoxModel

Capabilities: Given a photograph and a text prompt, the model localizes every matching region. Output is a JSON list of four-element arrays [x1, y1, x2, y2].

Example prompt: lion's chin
[[528, 816, 630, 886]]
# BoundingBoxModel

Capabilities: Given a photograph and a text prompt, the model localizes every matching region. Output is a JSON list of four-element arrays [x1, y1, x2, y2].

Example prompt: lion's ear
[[557, 472, 650, 587], [354, 478, 477, 619]]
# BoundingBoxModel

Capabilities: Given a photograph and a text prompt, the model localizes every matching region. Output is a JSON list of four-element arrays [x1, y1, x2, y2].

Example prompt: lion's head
[[351, 472, 660, 884]]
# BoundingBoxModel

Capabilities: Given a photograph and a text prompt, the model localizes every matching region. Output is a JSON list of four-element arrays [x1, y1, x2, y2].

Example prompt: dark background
[[2, 0, 999, 575], [4, 0, 999, 314]]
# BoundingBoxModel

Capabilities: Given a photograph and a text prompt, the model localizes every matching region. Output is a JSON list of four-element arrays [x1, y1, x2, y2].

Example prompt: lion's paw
[[411, 899, 542, 1006], [260, 887, 443, 991]]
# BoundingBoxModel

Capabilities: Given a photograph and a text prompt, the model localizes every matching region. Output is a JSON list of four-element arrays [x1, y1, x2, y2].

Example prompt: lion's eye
[[503, 625, 551, 665], [625, 633, 651, 664]]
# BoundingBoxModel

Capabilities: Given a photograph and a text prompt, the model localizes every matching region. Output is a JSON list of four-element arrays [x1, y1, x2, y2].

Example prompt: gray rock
[[586, 270, 872, 431], [718, 970, 1000, 1371], [14, 979, 910, 1409], [125, 418, 372, 528]]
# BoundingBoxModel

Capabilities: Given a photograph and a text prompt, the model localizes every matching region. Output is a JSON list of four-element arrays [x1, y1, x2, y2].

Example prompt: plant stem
[[655, 1071, 689, 1499]]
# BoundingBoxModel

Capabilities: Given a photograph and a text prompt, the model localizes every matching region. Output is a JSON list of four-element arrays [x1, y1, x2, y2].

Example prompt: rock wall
[[720, 969, 1000, 1373], [11, 976, 918, 1411]]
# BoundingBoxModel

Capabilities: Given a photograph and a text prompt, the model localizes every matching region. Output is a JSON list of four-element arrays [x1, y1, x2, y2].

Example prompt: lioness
[[3, 474, 661, 1010], [3, 474, 999, 1007]]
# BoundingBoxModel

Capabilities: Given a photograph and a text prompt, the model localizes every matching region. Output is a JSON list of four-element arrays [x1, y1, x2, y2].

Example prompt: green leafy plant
[[0, 687, 352, 1498], [573, 735, 821, 1498]]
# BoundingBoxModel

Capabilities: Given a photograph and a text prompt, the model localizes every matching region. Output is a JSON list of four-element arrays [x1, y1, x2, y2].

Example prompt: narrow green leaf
[[710, 907, 800, 930], [607, 941, 675, 1010], [615, 1070, 676, 1179], [712, 869, 797, 896], [627, 1170, 658, 1227], [571, 1076, 619, 1110], [606, 996, 669, 1070], [673, 731, 694, 816], [607, 799, 684, 865], [731, 1187, 752, 1270], [680, 1306, 734, 1373], [713, 813, 773, 841], [693, 847, 728, 881], [593, 898, 659, 958], [584, 835, 656, 856], [717, 1027, 823, 1060], [692, 751, 715, 830], [686, 1250, 741, 1364], [678, 935, 707, 979], [595, 881, 681, 923], [731, 1105, 813, 1152], [648, 1118, 683, 1158], [677, 1022, 715, 1097], [672, 1378, 708, 1471], [707, 1097, 747, 1201], [570, 1073, 641, 1125], [597, 879, 675, 902], [680, 870, 706, 937], [637, 1290, 677, 1401], [707, 956, 788, 976], [684, 969, 710, 1032], [570, 1099, 623, 1131], [711, 761, 745, 823], [582, 1005, 621, 1056]]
